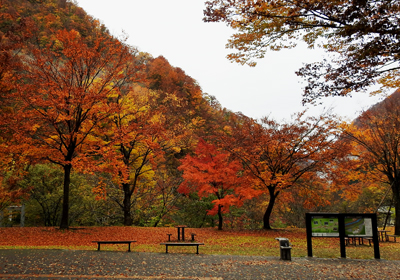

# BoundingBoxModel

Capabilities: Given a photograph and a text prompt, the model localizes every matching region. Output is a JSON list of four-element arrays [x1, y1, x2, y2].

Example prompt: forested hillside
[[0, 0, 398, 234]]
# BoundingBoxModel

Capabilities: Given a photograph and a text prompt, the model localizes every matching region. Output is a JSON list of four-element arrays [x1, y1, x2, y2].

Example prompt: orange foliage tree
[[223, 112, 348, 229], [0, 5, 37, 211], [204, 1, 400, 101], [343, 90, 400, 235], [178, 139, 257, 230], [3, 28, 141, 229]]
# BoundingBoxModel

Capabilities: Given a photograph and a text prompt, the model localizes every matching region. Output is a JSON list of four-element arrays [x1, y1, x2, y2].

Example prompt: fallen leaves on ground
[[0, 226, 398, 260]]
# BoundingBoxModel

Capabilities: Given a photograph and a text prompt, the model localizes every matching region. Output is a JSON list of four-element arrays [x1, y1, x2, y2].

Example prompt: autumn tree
[[343, 90, 400, 235], [3, 29, 141, 229], [178, 139, 255, 230], [92, 85, 174, 226], [223, 112, 347, 229], [204, 0, 400, 102]]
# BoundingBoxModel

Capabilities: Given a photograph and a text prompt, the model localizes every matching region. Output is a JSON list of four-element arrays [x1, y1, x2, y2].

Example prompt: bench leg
[[98, 243, 101, 251], [165, 245, 169, 254], [128, 243, 131, 252], [196, 245, 199, 254]]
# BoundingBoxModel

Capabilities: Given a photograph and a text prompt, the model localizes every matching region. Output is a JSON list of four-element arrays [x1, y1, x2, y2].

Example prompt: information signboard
[[305, 213, 380, 259]]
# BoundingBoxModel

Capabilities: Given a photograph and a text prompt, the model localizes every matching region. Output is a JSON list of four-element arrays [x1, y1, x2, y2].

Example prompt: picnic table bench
[[160, 242, 204, 254], [386, 234, 399, 242], [92, 240, 136, 252], [345, 236, 373, 246], [362, 237, 373, 246]]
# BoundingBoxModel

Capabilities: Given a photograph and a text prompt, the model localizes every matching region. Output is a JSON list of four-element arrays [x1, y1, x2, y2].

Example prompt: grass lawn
[[0, 226, 398, 260]]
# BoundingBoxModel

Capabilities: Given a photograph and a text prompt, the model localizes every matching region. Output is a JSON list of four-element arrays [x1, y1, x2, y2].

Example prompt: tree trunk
[[392, 181, 400, 235], [123, 183, 133, 226], [217, 204, 223, 230], [263, 191, 279, 230], [59, 164, 71, 229]]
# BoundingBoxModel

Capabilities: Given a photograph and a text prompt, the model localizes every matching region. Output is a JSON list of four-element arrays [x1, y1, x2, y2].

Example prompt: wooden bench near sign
[[344, 236, 373, 246], [386, 234, 400, 242]]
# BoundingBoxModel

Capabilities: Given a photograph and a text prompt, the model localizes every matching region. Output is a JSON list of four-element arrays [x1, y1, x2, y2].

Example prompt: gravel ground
[[0, 249, 399, 279]]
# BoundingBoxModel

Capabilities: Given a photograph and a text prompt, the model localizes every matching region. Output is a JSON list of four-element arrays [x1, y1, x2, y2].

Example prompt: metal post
[[338, 214, 346, 259], [305, 213, 313, 257], [371, 214, 381, 259], [20, 204, 25, 227]]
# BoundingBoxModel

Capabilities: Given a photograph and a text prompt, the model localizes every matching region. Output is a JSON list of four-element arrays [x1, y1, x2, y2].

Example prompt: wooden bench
[[346, 236, 373, 246], [92, 240, 136, 252], [160, 242, 204, 254], [345, 236, 362, 246], [362, 237, 373, 246], [386, 234, 399, 242]]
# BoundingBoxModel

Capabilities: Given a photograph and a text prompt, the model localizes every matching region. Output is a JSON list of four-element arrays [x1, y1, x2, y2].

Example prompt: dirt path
[[0, 249, 399, 279]]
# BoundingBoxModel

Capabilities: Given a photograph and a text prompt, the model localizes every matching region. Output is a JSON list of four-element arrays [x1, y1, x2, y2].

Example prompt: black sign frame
[[305, 213, 380, 259]]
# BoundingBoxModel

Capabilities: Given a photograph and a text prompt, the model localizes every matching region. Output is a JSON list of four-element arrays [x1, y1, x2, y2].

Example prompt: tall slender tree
[[95, 86, 169, 226]]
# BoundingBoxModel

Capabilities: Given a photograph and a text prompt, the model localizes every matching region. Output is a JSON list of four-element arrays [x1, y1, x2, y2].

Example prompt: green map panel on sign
[[311, 217, 339, 236]]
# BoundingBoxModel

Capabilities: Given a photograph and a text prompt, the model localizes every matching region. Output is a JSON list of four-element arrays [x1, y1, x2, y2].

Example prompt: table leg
[[380, 232, 387, 242], [98, 243, 101, 251], [128, 243, 131, 252], [182, 227, 185, 241], [177, 228, 181, 241]]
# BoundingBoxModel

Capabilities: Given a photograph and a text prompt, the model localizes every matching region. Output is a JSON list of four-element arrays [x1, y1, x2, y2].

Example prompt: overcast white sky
[[75, 0, 383, 122]]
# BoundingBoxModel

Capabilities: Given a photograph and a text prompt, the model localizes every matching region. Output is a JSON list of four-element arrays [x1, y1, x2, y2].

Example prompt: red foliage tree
[[178, 139, 256, 230]]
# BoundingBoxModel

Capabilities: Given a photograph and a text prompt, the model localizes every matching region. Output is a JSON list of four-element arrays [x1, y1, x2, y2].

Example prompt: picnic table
[[160, 225, 204, 254], [176, 225, 187, 241]]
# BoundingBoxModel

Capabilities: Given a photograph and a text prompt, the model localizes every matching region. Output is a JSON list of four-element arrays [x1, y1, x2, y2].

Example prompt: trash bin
[[275, 237, 292, 261]]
